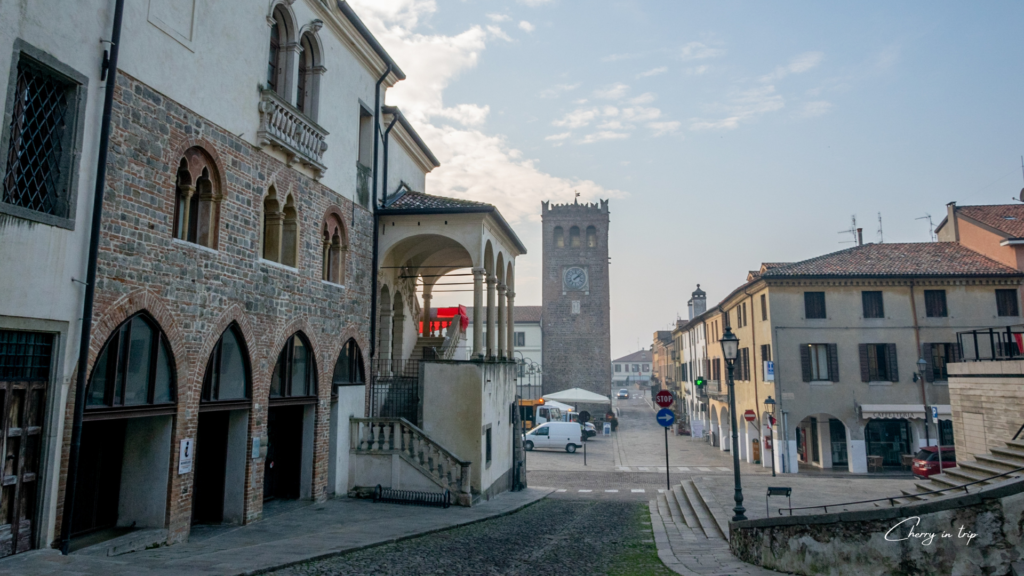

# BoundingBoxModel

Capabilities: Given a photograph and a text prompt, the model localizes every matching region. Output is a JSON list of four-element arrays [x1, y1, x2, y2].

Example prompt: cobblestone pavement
[[270, 499, 673, 576]]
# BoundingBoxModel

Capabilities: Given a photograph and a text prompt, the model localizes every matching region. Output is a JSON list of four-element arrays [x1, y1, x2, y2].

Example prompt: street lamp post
[[917, 357, 942, 472], [764, 395, 776, 478], [720, 326, 746, 522]]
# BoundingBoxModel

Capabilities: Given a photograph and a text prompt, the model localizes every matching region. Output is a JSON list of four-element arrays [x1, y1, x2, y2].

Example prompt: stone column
[[472, 268, 484, 360], [816, 418, 833, 469], [506, 290, 516, 359], [486, 273, 496, 360], [497, 282, 507, 360], [322, 232, 331, 281], [847, 424, 868, 474], [263, 210, 283, 262], [178, 184, 195, 240], [379, 307, 394, 363], [421, 290, 432, 337]]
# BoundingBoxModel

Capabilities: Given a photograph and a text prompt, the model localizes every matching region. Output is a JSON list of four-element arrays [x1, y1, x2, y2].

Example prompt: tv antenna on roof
[[1018, 156, 1024, 202], [838, 215, 858, 244], [877, 212, 884, 243], [916, 213, 937, 242]]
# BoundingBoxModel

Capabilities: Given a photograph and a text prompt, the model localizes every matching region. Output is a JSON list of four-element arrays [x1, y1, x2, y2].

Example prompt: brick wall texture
[[53, 73, 372, 546], [540, 201, 612, 400]]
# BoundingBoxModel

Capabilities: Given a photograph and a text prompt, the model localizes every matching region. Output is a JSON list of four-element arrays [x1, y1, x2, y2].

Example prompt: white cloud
[[629, 92, 656, 105], [539, 82, 580, 99], [689, 85, 784, 130], [435, 104, 490, 126], [518, 21, 536, 32], [686, 65, 710, 76], [579, 131, 629, 144], [621, 107, 661, 122], [597, 120, 627, 130], [648, 121, 680, 136], [761, 51, 824, 82], [593, 82, 630, 100], [552, 108, 600, 129], [486, 25, 511, 41], [545, 131, 572, 141], [518, 0, 554, 5], [637, 66, 667, 78], [799, 100, 833, 118], [680, 42, 724, 61], [486, 13, 510, 22]]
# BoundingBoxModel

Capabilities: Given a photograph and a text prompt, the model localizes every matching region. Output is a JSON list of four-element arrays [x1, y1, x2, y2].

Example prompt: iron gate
[[369, 359, 420, 426]]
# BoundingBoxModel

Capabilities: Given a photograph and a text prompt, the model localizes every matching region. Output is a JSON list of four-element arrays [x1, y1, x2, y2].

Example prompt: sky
[[349, 0, 1024, 359]]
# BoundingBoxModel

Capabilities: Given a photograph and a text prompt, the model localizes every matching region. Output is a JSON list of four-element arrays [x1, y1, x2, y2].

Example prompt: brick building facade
[[540, 199, 612, 400], [53, 72, 373, 545]]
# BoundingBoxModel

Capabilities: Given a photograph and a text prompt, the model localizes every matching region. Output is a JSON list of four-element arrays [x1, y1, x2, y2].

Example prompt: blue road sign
[[656, 408, 675, 428]]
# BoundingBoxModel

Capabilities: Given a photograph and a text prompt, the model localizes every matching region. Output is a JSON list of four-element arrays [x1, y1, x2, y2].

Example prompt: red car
[[912, 446, 956, 478]]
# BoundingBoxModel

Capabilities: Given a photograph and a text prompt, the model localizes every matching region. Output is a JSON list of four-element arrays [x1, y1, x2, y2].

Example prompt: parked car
[[583, 422, 597, 439], [523, 422, 583, 453], [616, 389, 629, 399], [912, 446, 956, 478]]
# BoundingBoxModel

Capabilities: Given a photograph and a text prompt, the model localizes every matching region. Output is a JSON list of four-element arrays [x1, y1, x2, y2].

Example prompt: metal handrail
[[1013, 423, 1024, 441], [438, 314, 463, 360], [776, 466, 1024, 516]]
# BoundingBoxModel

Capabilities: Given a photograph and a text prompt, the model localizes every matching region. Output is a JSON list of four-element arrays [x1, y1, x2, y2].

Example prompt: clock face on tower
[[563, 266, 588, 292]]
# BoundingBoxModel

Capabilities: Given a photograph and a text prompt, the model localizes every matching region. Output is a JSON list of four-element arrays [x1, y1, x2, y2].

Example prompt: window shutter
[[887, 343, 899, 382], [828, 344, 839, 382], [922, 343, 934, 382], [800, 344, 811, 382], [858, 344, 870, 383]]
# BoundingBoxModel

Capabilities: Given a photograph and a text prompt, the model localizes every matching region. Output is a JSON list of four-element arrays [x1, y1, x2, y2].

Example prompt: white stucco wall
[[384, 131, 428, 196]]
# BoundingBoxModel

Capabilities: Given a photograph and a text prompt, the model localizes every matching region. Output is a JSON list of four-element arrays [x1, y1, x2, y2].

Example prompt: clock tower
[[540, 198, 612, 402]]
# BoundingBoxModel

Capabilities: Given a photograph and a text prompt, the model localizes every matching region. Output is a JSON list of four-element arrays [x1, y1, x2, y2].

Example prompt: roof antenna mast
[[838, 215, 858, 244], [877, 212, 884, 243], [916, 213, 936, 242]]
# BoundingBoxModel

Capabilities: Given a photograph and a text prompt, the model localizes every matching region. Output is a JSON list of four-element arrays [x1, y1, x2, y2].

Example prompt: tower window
[[586, 226, 597, 247], [569, 226, 580, 248], [554, 226, 564, 248]]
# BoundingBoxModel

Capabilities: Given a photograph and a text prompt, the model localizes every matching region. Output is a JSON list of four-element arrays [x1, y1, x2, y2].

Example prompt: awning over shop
[[859, 404, 951, 420]]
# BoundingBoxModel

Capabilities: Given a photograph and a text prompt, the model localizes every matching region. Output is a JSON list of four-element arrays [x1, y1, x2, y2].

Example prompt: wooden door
[[0, 379, 46, 557]]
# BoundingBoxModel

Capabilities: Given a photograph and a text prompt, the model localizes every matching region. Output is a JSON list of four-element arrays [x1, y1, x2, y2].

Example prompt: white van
[[523, 421, 583, 453]]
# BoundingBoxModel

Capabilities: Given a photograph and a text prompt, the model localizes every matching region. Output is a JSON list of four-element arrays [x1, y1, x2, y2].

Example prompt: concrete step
[[958, 460, 1015, 481], [975, 454, 1024, 473], [1005, 439, 1024, 452], [664, 486, 685, 526], [681, 480, 725, 540], [671, 484, 700, 531], [943, 466, 993, 485], [992, 445, 1024, 464]]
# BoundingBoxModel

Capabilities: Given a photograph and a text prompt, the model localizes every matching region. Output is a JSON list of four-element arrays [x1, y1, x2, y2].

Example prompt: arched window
[[332, 339, 365, 386], [202, 324, 251, 404], [322, 213, 346, 284], [87, 313, 175, 411], [267, 6, 292, 97], [262, 186, 282, 262], [586, 226, 597, 248], [281, 194, 298, 267], [173, 147, 220, 248], [569, 226, 581, 248], [271, 333, 316, 399], [296, 33, 321, 120], [554, 226, 564, 248]]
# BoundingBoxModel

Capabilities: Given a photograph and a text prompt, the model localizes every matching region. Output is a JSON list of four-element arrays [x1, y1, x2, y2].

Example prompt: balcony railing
[[257, 89, 329, 176], [956, 326, 1024, 362]]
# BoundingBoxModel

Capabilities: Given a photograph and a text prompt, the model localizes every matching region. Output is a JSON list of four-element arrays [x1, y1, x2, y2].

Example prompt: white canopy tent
[[542, 388, 611, 405], [543, 400, 575, 413]]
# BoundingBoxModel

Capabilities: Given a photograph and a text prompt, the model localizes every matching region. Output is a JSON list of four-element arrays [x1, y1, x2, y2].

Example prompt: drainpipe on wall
[[381, 114, 398, 206], [368, 64, 391, 363], [909, 279, 931, 446], [59, 0, 125, 554]]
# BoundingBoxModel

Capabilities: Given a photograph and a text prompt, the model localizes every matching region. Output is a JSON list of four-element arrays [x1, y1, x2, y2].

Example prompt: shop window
[[271, 333, 316, 398], [202, 324, 251, 403], [86, 313, 175, 410]]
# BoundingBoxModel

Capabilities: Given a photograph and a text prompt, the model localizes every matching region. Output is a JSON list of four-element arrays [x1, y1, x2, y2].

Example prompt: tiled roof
[[761, 243, 1022, 278], [957, 204, 1024, 238], [386, 190, 492, 211], [514, 306, 542, 323], [613, 350, 652, 363]]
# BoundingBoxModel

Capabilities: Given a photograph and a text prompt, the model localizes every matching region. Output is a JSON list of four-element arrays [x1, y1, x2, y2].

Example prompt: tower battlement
[[542, 199, 609, 214]]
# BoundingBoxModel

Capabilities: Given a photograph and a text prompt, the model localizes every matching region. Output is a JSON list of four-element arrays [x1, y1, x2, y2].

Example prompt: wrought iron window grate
[[0, 330, 53, 381], [3, 60, 72, 216]]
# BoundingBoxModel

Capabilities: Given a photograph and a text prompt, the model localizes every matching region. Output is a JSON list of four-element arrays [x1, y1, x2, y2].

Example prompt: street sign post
[[657, 408, 675, 491], [744, 410, 756, 423], [764, 361, 775, 381], [655, 390, 674, 408]]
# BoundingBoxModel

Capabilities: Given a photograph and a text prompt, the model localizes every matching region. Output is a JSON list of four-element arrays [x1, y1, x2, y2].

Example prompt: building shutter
[[922, 343, 934, 382], [887, 343, 899, 382], [800, 344, 811, 382], [828, 344, 839, 382], [744, 349, 751, 381], [858, 344, 870, 383]]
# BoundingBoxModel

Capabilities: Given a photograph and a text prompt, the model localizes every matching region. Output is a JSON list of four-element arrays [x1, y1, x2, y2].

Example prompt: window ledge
[[0, 202, 75, 230], [172, 237, 218, 255], [868, 381, 893, 386], [810, 381, 833, 386], [260, 258, 298, 272], [321, 280, 346, 289]]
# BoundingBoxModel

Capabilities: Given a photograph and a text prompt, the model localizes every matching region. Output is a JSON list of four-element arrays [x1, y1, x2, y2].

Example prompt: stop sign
[[744, 409, 757, 422], [654, 390, 673, 408]]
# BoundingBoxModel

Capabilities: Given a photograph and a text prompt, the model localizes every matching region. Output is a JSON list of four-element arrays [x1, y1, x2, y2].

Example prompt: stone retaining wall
[[730, 479, 1024, 576]]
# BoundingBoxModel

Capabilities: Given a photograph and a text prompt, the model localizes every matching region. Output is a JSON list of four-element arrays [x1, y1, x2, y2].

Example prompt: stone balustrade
[[257, 89, 329, 176], [351, 417, 472, 505]]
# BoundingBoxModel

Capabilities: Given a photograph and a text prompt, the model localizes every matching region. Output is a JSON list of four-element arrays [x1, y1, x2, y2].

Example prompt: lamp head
[[763, 395, 776, 415], [720, 326, 739, 361], [916, 358, 928, 373]]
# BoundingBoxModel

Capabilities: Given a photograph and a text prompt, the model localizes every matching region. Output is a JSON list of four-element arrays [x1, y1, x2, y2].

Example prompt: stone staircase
[[412, 336, 445, 360], [898, 438, 1024, 504], [655, 479, 727, 541]]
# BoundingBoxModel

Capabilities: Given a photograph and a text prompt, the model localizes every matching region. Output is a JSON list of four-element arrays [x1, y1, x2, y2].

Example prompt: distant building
[[612, 349, 653, 386], [652, 331, 675, 392]]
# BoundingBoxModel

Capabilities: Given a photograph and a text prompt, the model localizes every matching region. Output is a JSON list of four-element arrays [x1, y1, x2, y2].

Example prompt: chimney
[[857, 228, 863, 246], [691, 284, 707, 317], [946, 201, 959, 242], [687, 299, 694, 320]]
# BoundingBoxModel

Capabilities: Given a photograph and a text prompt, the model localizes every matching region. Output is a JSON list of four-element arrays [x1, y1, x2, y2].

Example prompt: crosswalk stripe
[[638, 466, 650, 471], [657, 467, 666, 472], [578, 489, 592, 493], [677, 467, 690, 472], [631, 489, 645, 493], [556, 489, 566, 492], [658, 489, 665, 493], [605, 489, 618, 493], [717, 467, 730, 471], [698, 467, 712, 471]]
